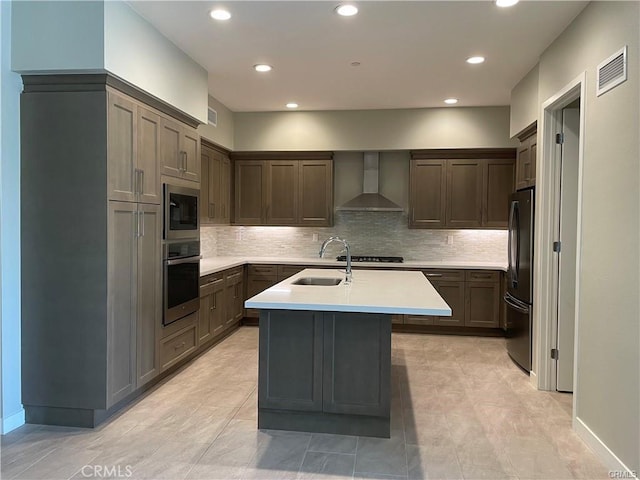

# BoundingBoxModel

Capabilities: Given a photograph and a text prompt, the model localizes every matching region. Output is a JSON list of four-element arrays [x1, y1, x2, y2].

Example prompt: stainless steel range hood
[[336, 152, 404, 212]]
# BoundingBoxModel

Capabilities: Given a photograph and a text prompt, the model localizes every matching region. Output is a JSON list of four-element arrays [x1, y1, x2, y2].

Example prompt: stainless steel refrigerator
[[505, 188, 534, 372]]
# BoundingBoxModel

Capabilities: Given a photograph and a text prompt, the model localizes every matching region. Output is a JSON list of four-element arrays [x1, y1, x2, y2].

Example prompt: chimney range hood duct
[[337, 152, 404, 212]]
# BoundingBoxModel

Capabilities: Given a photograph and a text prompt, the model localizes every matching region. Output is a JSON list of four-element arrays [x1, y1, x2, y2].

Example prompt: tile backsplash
[[201, 212, 507, 263]]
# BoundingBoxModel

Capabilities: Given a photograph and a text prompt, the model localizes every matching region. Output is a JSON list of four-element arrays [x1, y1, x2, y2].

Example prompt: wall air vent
[[208, 107, 218, 127], [596, 46, 627, 97]]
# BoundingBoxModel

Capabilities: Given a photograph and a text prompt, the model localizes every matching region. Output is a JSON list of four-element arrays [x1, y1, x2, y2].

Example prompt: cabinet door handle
[[209, 203, 215, 219], [174, 342, 186, 350], [139, 170, 144, 196], [183, 151, 188, 172], [135, 211, 140, 238], [424, 273, 442, 277], [134, 169, 141, 195], [140, 210, 145, 237]]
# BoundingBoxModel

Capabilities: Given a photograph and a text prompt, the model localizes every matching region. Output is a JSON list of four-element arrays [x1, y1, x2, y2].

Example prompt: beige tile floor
[[1, 327, 609, 480]]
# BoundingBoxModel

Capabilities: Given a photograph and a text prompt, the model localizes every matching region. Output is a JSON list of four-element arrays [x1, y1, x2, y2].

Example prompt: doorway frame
[[534, 72, 586, 406]]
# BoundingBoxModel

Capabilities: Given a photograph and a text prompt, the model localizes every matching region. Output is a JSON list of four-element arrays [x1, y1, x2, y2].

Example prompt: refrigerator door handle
[[504, 293, 530, 314], [508, 201, 520, 287]]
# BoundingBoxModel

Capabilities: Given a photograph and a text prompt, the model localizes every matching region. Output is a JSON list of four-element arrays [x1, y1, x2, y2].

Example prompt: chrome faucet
[[319, 236, 352, 284]]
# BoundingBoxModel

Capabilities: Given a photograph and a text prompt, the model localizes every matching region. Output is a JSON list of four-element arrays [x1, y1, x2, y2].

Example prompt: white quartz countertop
[[200, 256, 507, 277], [244, 268, 453, 316]]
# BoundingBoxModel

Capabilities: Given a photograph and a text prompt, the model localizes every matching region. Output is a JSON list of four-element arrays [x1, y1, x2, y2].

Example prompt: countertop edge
[[200, 257, 507, 277]]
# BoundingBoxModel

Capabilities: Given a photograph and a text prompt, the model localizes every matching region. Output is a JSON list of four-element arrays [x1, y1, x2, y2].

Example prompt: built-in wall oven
[[164, 184, 199, 241], [163, 240, 200, 326]]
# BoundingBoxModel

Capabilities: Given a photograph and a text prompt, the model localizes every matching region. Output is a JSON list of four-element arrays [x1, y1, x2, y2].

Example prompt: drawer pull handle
[[174, 342, 186, 350], [425, 273, 443, 277]]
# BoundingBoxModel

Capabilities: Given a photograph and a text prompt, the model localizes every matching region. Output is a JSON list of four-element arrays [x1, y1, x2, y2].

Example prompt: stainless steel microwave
[[164, 184, 199, 241]]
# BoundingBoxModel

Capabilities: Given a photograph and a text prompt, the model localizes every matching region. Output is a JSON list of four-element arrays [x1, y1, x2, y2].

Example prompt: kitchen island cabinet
[[246, 268, 450, 438]]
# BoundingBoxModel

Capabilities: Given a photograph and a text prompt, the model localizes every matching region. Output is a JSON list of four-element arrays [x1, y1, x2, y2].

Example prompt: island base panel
[[258, 309, 391, 438], [258, 409, 390, 438]]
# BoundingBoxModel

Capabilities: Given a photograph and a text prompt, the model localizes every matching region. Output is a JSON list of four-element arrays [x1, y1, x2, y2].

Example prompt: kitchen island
[[245, 268, 451, 438]]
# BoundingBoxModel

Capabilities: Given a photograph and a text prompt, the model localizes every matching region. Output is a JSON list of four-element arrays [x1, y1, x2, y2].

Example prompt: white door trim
[[534, 72, 586, 403]]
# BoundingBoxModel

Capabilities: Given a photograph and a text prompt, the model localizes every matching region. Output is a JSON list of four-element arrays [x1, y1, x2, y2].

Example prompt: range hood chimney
[[337, 152, 404, 212]]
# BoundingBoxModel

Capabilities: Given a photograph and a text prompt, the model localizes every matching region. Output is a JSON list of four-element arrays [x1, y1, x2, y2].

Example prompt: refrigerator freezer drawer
[[505, 293, 531, 372]]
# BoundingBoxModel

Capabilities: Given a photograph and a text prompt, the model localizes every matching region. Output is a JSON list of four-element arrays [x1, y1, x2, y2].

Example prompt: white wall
[[198, 94, 235, 151], [11, 0, 104, 73], [234, 106, 517, 151], [532, 1, 639, 472], [1, 0, 25, 433], [12, 1, 209, 124], [509, 63, 539, 137], [104, 1, 208, 123]]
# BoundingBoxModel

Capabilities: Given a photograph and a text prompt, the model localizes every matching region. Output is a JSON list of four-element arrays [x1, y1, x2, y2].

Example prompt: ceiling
[[128, 1, 587, 113]]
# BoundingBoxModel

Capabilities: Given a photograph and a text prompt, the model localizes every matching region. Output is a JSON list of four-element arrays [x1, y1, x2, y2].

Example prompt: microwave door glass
[[169, 193, 198, 231]]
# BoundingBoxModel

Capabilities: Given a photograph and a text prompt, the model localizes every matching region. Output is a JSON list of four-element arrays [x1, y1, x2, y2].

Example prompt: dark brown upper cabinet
[[160, 116, 200, 183], [231, 152, 334, 226], [410, 149, 515, 229], [201, 142, 231, 225], [515, 123, 537, 190]]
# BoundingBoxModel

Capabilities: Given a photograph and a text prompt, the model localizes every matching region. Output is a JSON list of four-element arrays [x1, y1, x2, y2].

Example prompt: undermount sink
[[292, 277, 342, 286]]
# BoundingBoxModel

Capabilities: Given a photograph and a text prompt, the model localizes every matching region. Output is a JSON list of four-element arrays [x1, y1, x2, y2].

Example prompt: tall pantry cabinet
[[20, 75, 198, 427]]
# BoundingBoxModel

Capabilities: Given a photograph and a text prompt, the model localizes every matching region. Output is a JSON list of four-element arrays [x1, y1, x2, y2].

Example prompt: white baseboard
[[574, 416, 637, 476], [1, 408, 25, 434]]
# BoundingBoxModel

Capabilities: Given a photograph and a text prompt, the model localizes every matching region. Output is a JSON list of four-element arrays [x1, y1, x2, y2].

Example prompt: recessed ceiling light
[[209, 9, 231, 20], [466, 56, 485, 64], [286, 103, 299, 109], [444, 98, 459, 105], [495, 0, 519, 7], [254, 64, 272, 73], [335, 4, 358, 16]]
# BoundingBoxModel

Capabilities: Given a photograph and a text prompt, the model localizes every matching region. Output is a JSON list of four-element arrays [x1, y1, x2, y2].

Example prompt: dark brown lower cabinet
[[465, 283, 500, 327], [199, 267, 244, 344], [160, 319, 198, 371], [464, 270, 500, 328], [246, 265, 278, 318], [225, 267, 244, 327], [199, 273, 225, 344], [433, 281, 466, 326], [403, 269, 500, 329]]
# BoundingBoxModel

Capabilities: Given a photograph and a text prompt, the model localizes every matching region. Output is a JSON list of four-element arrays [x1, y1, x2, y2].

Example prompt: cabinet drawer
[[160, 324, 197, 370], [422, 269, 464, 282], [404, 315, 436, 326], [200, 276, 224, 297], [277, 265, 306, 280], [466, 270, 500, 282], [200, 272, 224, 287], [248, 265, 278, 278], [225, 266, 244, 282]]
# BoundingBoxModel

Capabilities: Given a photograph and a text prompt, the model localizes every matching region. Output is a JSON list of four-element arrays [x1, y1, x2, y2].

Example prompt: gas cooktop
[[336, 255, 404, 263]]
